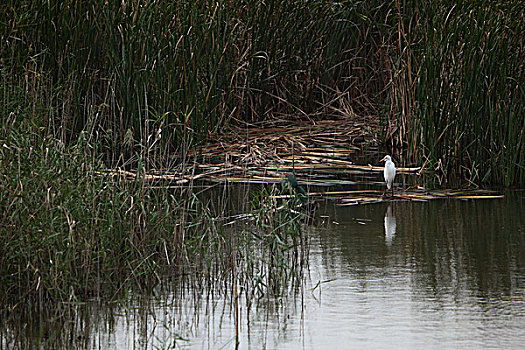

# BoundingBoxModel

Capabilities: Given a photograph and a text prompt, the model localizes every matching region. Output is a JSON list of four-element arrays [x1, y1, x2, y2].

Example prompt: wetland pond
[[2, 186, 525, 349]]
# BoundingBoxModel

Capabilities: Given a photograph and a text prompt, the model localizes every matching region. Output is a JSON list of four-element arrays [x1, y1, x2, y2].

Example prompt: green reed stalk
[[2, 0, 392, 167], [391, 1, 525, 187]]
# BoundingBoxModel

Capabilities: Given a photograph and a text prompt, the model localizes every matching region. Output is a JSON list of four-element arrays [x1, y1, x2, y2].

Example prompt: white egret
[[380, 155, 396, 196]]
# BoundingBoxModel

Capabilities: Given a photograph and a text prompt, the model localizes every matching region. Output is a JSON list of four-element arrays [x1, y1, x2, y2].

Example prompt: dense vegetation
[[394, 1, 525, 187], [3, 1, 523, 183], [2, 1, 392, 166], [1, 0, 524, 306]]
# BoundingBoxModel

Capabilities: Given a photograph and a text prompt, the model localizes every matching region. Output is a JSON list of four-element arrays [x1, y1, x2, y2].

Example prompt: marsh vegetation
[[1, 1, 524, 347]]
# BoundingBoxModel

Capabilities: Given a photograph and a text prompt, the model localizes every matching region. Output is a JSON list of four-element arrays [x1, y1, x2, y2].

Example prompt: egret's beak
[[380, 157, 386, 162]]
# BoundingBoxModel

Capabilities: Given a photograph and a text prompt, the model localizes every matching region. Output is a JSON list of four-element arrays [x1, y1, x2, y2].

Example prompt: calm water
[[3, 193, 525, 349]]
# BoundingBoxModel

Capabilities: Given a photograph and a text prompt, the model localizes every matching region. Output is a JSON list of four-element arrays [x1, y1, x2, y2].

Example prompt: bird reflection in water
[[384, 205, 396, 246]]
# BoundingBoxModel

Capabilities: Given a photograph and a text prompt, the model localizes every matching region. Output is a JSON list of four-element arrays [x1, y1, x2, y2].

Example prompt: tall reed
[[390, 1, 525, 186], [2, 0, 391, 169]]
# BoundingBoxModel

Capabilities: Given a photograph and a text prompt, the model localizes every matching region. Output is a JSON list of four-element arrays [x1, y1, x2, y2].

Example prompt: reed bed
[[2, 0, 391, 169], [2, 1, 523, 186], [0, 123, 308, 312], [0, 126, 181, 304], [2, 0, 389, 307], [1, 0, 524, 313], [390, 1, 525, 186]]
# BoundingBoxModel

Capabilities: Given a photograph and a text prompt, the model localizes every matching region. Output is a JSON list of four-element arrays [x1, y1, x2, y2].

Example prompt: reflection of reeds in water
[[403, 197, 525, 297]]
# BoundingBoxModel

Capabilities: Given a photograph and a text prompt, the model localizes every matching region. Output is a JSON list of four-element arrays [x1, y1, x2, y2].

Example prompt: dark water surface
[[3, 192, 525, 349]]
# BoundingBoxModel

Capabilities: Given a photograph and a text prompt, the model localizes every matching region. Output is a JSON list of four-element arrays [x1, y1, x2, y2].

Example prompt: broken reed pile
[[101, 117, 423, 187], [270, 188, 504, 206], [182, 117, 386, 184]]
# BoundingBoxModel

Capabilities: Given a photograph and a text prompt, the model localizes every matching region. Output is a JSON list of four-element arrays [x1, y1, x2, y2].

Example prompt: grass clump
[[0, 123, 308, 308], [0, 126, 183, 304]]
